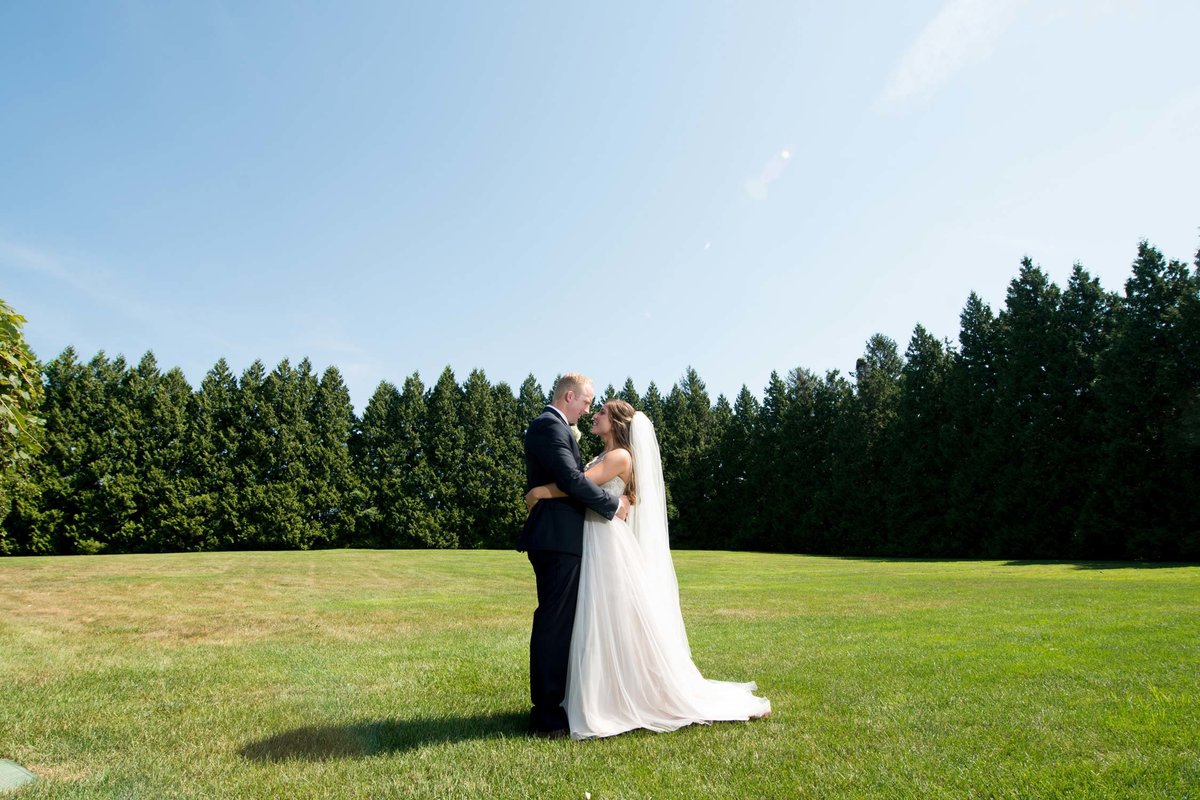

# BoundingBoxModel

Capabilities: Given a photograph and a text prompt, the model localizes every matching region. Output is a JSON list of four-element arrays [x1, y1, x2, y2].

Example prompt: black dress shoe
[[530, 727, 570, 740]]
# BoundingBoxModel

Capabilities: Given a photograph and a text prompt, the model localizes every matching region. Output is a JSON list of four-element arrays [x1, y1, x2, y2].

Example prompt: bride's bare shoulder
[[608, 448, 632, 468]]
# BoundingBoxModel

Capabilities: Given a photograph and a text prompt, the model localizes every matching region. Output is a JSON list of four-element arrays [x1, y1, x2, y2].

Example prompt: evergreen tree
[[695, 393, 733, 546], [617, 378, 641, 408], [990, 260, 1076, 557], [855, 335, 903, 442], [885, 326, 953, 555], [944, 293, 999, 555], [422, 367, 466, 547], [1091, 242, 1200, 559], [261, 358, 322, 548], [80, 352, 132, 553], [851, 334, 903, 551], [710, 386, 760, 549], [751, 371, 790, 551], [773, 368, 857, 554], [4, 348, 94, 554], [659, 368, 713, 546], [353, 380, 402, 546], [516, 375, 546, 424], [393, 372, 448, 547], [490, 380, 527, 547], [231, 359, 288, 549], [96, 352, 190, 552], [458, 368, 508, 548], [191, 358, 241, 549], [774, 368, 819, 553], [810, 370, 859, 555], [136, 363, 199, 551], [641, 382, 664, 426], [779, 369, 821, 553], [1058, 265, 1118, 556], [509, 375, 547, 535], [306, 366, 360, 545]]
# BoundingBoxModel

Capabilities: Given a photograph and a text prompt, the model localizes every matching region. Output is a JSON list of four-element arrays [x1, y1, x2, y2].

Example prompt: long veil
[[628, 411, 691, 657]]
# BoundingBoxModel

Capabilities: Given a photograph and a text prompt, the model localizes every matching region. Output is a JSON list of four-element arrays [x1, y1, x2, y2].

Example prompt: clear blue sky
[[4, 1, 1198, 409]]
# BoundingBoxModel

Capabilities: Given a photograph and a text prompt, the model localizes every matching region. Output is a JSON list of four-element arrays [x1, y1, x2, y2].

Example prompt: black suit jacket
[[516, 407, 619, 556]]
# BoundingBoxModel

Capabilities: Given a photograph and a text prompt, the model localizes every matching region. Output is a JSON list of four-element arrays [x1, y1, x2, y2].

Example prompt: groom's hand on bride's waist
[[616, 495, 631, 521]]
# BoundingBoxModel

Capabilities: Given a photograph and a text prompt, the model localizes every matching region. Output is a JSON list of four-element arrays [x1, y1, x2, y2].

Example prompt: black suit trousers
[[527, 549, 581, 732]]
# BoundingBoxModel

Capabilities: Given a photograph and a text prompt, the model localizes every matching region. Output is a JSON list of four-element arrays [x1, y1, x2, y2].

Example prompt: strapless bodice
[[599, 475, 626, 495]]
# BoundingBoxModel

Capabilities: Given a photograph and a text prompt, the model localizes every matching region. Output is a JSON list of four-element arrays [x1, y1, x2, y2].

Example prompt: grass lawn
[[1, 550, 1197, 799]]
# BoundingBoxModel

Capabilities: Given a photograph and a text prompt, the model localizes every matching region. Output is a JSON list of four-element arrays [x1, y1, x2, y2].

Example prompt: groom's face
[[564, 384, 595, 424]]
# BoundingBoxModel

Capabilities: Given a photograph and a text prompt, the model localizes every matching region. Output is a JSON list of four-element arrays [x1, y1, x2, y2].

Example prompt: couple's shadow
[[239, 711, 528, 762]]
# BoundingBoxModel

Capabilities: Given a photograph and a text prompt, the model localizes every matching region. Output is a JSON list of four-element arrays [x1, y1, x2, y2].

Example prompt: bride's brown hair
[[603, 399, 638, 505]]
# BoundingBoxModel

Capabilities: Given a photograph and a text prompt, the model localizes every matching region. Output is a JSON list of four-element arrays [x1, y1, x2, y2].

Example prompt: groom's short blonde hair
[[553, 372, 593, 401]]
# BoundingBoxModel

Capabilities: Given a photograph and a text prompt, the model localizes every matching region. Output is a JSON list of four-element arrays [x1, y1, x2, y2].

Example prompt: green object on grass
[[0, 760, 35, 792]]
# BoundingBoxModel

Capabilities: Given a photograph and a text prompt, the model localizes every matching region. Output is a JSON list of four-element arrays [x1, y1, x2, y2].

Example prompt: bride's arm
[[526, 449, 632, 509]]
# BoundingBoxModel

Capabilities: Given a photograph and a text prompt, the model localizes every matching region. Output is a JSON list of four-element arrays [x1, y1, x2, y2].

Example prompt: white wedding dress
[[564, 414, 770, 739]]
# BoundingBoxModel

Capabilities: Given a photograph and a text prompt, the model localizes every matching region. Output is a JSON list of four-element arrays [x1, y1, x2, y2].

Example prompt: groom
[[517, 372, 629, 738]]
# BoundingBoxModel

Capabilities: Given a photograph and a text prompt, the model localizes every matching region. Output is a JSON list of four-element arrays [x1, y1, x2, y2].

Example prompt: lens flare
[[746, 145, 795, 198]]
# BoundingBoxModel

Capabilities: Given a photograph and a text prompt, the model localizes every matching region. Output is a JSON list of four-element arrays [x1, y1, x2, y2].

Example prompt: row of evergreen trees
[[670, 243, 1199, 561], [3, 240, 1198, 560]]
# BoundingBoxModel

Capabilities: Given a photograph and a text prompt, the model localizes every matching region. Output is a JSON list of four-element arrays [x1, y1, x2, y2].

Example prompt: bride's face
[[591, 405, 611, 435]]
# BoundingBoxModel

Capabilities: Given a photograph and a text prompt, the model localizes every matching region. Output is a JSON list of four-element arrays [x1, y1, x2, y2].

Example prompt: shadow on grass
[[837, 556, 1196, 570], [239, 711, 529, 762], [1000, 559, 1196, 570]]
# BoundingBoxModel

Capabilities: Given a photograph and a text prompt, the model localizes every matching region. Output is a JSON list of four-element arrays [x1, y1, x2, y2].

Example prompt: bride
[[525, 399, 770, 739]]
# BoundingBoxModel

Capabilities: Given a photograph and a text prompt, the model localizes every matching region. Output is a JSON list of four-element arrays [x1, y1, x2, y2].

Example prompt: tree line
[[2, 239, 1198, 560]]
